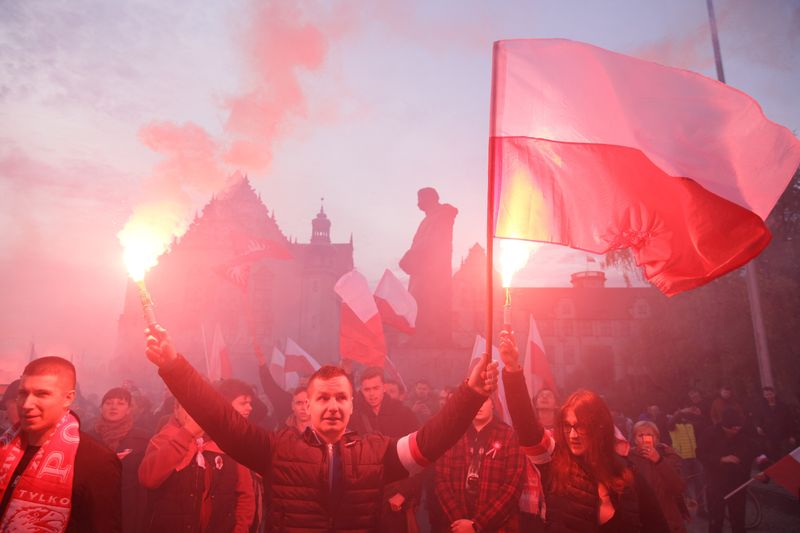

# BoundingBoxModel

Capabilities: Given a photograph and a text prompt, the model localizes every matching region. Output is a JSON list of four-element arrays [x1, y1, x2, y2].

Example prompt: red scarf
[[0, 412, 79, 533]]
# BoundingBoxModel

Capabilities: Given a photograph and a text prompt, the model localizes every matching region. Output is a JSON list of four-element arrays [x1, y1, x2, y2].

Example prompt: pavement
[[687, 480, 800, 532]]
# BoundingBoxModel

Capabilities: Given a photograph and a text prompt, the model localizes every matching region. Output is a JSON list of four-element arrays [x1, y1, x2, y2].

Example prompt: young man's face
[[535, 390, 557, 410], [414, 383, 431, 400], [384, 383, 400, 401], [231, 394, 253, 419], [308, 376, 353, 442], [292, 391, 310, 423], [101, 397, 131, 423], [17, 374, 74, 439], [762, 389, 776, 403], [360, 376, 385, 410], [720, 388, 732, 399]]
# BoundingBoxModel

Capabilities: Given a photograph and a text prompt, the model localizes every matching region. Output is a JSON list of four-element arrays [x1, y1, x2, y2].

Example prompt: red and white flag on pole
[[765, 446, 800, 496], [468, 335, 509, 423], [374, 269, 417, 334], [270, 346, 286, 389], [524, 315, 557, 396], [284, 338, 321, 377], [334, 270, 387, 368], [206, 324, 232, 382], [490, 39, 800, 296]]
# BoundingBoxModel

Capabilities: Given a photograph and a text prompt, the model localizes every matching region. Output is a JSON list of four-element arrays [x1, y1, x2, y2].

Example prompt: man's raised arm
[[383, 352, 499, 482], [499, 330, 551, 459], [145, 325, 272, 475]]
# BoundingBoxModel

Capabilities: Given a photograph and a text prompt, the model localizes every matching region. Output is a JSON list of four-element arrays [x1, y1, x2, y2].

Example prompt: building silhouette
[[113, 174, 352, 389]]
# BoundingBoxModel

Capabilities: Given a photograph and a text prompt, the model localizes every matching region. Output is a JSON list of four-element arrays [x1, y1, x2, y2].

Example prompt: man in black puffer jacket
[[144, 325, 498, 532]]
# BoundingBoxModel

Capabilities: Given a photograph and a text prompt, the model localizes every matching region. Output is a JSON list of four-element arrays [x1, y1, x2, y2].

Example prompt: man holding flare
[[144, 324, 498, 532]]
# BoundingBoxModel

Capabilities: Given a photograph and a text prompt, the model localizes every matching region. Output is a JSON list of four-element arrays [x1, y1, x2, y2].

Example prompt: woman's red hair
[[549, 389, 632, 494]]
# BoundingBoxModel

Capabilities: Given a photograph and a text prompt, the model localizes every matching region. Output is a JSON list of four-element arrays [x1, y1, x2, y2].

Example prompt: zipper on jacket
[[327, 443, 334, 493]]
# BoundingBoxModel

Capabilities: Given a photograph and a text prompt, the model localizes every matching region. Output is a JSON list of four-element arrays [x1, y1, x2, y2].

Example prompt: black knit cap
[[101, 387, 132, 406]]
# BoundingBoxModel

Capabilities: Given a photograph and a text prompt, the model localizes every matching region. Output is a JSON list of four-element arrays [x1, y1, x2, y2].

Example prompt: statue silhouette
[[399, 188, 457, 346]]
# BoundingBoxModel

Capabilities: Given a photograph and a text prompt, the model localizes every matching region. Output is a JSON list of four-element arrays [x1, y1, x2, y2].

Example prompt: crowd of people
[[0, 327, 796, 532]]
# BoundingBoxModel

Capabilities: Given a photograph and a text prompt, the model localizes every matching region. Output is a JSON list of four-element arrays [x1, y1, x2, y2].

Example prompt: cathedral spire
[[311, 197, 331, 244]]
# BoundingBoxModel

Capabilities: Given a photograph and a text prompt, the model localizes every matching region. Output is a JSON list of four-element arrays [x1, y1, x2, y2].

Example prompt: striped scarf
[[0, 412, 79, 533]]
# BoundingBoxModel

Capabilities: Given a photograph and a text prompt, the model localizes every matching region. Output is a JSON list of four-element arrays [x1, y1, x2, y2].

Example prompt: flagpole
[[486, 43, 500, 354], [706, 0, 774, 388]]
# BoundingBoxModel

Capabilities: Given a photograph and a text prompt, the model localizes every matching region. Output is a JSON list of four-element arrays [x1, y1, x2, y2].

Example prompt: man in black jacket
[[145, 325, 498, 532], [697, 407, 763, 533], [0, 356, 121, 532]]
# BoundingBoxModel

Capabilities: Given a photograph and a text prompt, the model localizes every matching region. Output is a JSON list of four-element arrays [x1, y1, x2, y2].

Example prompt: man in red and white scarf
[[0, 356, 122, 532]]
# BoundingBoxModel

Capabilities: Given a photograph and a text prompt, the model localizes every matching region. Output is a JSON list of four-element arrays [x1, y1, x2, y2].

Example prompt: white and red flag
[[490, 39, 800, 296], [284, 338, 321, 376], [765, 446, 800, 496], [524, 315, 557, 396], [334, 270, 387, 367], [206, 324, 232, 382], [374, 269, 417, 334], [269, 346, 286, 389], [468, 335, 509, 423]]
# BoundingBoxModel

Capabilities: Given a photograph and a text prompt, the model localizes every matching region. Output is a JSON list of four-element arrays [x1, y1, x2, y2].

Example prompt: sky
[[1, 0, 798, 378]]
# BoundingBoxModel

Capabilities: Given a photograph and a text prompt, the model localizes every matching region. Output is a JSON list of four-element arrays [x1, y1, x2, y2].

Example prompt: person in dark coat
[[144, 324, 499, 532], [754, 386, 797, 460], [138, 399, 255, 532], [697, 407, 764, 533], [352, 366, 422, 532], [629, 421, 688, 533], [498, 330, 669, 533], [0, 356, 121, 533], [89, 387, 150, 533]]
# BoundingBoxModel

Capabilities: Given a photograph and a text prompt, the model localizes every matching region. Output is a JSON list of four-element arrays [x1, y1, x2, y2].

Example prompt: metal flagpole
[[706, 0, 774, 388]]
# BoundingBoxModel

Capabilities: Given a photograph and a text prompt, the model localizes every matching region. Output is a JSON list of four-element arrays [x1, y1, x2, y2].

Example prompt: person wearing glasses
[[498, 330, 669, 532]]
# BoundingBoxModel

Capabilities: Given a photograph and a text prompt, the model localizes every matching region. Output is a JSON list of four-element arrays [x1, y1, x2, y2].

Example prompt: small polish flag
[[765, 446, 800, 497], [335, 270, 387, 368], [270, 347, 286, 389], [374, 269, 417, 334], [283, 338, 321, 389]]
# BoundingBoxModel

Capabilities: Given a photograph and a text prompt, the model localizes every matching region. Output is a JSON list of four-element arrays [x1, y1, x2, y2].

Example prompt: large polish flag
[[334, 270, 387, 368], [491, 39, 800, 296], [524, 315, 557, 396], [284, 339, 321, 389], [374, 269, 417, 334]]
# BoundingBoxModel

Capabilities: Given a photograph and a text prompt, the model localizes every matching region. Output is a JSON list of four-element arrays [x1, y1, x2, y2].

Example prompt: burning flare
[[497, 239, 540, 288], [118, 202, 188, 326], [118, 203, 187, 281]]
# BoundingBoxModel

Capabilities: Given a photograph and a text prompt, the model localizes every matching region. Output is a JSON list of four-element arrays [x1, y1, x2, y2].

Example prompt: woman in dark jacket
[[89, 387, 150, 533], [498, 330, 669, 532], [629, 421, 688, 532]]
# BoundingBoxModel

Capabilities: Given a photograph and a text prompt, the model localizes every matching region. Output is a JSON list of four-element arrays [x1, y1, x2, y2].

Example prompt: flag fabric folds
[[524, 315, 557, 396], [490, 39, 800, 296], [765, 446, 800, 496], [284, 338, 321, 378], [206, 324, 232, 382], [374, 269, 417, 334], [334, 270, 387, 368], [469, 335, 509, 423], [270, 347, 286, 389]]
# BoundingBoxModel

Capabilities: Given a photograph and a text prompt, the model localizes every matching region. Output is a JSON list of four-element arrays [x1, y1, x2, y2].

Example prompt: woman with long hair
[[499, 330, 668, 532]]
